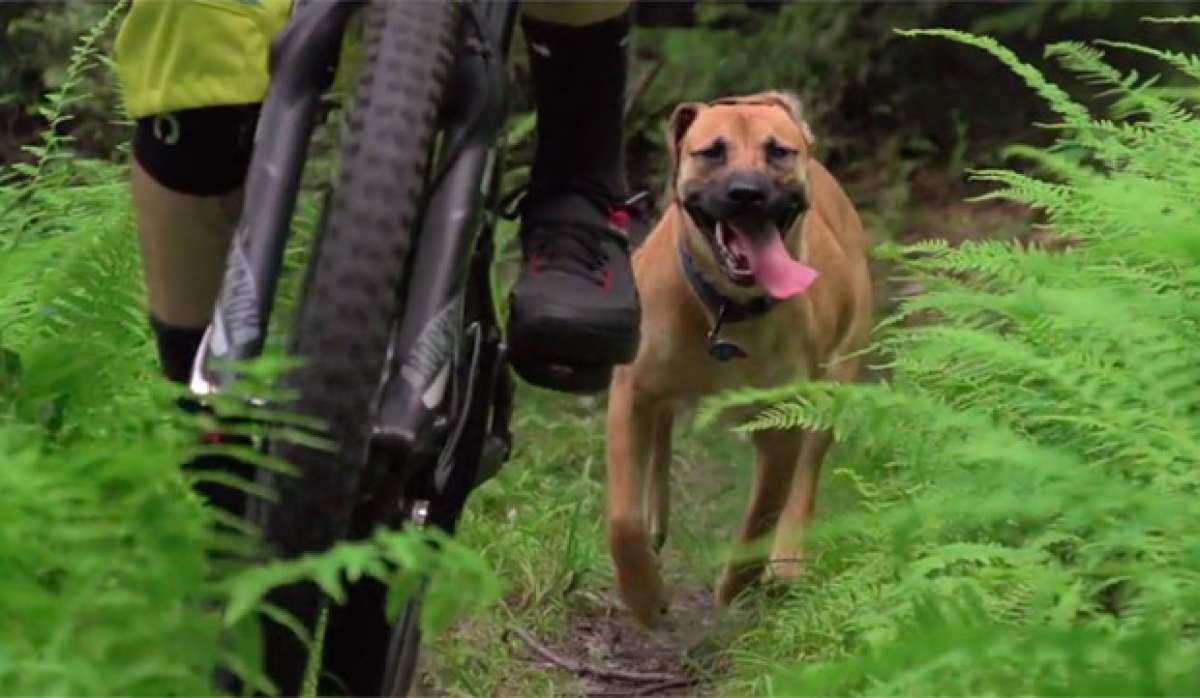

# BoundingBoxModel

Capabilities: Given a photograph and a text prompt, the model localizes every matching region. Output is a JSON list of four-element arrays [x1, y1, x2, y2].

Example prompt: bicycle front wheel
[[260, 1, 462, 694]]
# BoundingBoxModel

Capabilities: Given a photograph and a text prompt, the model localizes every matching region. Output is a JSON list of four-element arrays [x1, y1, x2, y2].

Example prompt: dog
[[605, 92, 873, 626]]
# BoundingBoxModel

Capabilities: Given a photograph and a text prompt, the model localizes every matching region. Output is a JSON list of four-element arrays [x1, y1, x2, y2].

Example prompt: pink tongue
[[728, 225, 819, 300]]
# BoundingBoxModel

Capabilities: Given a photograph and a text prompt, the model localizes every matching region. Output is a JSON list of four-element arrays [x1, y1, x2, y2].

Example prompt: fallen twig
[[634, 677, 701, 696], [511, 625, 680, 684]]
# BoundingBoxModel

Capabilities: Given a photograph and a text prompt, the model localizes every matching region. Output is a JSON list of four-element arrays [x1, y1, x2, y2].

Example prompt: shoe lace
[[528, 221, 616, 279], [503, 181, 650, 282]]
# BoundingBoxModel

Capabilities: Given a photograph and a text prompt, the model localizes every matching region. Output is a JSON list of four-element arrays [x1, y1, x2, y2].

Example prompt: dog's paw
[[764, 553, 806, 585], [610, 520, 670, 627], [714, 577, 741, 608], [627, 588, 670, 627], [715, 562, 763, 607], [616, 565, 669, 627], [651, 527, 667, 555]]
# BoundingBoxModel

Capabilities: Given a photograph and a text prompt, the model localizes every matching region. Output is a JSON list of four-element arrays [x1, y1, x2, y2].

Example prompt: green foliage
[[1, 3, 113, 106], [969, 2, 1119, 38], [0, 1, 128, 164], [3, 1, 126, 187], [0, 13, 497, 696], [0, 116, 233, 697], [223, 528, 498, 638], [424, 387, 613, 696], [706, 26, 1200, 696]]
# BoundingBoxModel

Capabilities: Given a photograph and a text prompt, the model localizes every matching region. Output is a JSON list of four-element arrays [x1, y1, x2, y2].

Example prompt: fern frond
[[1097, 39, 1200, 83]]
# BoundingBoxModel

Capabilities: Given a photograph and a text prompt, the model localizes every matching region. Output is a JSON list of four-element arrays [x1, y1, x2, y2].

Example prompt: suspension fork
[[190, 0, 361, 396], [368, 1, 518, 522]]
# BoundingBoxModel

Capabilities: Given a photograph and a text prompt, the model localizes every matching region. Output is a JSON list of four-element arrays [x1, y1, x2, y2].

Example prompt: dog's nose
[[724, 173, 769, 209]]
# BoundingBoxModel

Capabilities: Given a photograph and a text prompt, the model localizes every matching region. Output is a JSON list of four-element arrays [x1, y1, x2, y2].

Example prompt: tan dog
[[606, 92, 873, 626]]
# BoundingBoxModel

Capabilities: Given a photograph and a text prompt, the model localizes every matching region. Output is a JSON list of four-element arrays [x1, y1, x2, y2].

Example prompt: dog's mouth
[[692, 212, 819, 300], [714, 221, 756, 282]]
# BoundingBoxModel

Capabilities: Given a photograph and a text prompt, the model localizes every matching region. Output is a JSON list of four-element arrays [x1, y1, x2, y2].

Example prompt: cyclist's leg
[[118, 4, 293, 693], [117, 0, 290, 517], [118, 0, 292, 516], [130, 112, 252, 379], [131, 111, 260, 519], [519, 0, 631, 198], [507, 1, 640, 392]]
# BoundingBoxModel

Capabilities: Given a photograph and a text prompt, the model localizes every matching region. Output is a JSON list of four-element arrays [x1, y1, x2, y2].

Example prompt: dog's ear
[[759, 90, 816, 149], [666, 102, 705, 199]]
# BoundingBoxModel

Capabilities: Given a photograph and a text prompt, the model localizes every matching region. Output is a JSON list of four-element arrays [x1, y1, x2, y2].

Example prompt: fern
[[5, 1, 125, 191], [1139, 15, 1200, 24]]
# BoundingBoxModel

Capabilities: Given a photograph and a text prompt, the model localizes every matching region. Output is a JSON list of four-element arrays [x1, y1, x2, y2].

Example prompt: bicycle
[[189, 0, 522, 693]]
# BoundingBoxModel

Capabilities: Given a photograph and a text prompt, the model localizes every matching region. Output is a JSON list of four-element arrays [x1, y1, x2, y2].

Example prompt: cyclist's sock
[[522, 8, 630, 201], [149, 315, 205, 384]]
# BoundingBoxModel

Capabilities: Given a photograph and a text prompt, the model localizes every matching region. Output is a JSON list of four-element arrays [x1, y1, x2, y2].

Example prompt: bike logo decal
[[422, 361, 451, 409], [401, 296, 462, 403], [210, 311, 229, 357], [214, 238, 263, 353]]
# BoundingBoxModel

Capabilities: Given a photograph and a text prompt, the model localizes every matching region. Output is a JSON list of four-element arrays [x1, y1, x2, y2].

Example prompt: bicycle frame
[[191, 0, 519, 533]]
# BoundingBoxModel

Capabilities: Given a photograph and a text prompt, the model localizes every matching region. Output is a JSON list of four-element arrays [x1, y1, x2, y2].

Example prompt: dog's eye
[[766, 141, 798, 162], [693, 140, 726, 161]]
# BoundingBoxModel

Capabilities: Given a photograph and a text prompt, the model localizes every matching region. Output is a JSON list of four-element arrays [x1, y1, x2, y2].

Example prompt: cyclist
[[115, 0, 637, 692]]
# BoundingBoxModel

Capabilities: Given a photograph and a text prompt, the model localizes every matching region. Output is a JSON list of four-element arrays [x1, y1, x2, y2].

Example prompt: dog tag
[[708, 339, 748, 362], [706, 302, 748, 361]]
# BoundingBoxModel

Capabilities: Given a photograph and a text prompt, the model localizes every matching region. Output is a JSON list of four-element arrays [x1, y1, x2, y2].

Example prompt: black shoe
[[507, 191, 640, 392]]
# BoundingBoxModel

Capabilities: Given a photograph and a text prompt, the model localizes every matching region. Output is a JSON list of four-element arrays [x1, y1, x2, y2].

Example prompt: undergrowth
[[0, 8, 495, 695], [706, 23, 1200, 696]]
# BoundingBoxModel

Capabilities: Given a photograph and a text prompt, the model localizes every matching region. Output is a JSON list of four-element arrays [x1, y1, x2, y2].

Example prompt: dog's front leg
[[645, 411, 674, 553], [606, 369, 669, 626], [716, 427, 804, 606]]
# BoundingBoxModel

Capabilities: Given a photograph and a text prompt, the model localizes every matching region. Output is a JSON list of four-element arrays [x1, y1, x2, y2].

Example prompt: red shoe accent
[[608, 208, 631, 234]]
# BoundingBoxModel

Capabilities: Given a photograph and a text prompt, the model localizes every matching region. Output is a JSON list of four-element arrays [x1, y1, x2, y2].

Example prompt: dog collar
[[677, 233, 777, 361], [678, 233, 778, 322]]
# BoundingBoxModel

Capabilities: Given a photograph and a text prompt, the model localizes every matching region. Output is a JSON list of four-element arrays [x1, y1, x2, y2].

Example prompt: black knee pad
[[133, 104, 260, 196]]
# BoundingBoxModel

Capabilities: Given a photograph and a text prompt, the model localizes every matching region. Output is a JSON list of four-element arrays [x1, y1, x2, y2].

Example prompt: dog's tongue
[[728, 224, 819, 299]]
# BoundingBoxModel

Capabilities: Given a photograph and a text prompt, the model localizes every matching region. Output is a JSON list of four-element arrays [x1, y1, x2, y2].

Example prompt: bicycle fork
[[191, 0, 519, 534]]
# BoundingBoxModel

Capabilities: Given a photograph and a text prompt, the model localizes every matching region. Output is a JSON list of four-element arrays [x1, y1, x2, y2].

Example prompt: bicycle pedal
[[510, 355, 613, 394]]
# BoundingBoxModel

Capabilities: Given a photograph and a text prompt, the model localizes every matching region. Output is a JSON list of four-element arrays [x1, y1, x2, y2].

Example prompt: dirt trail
[[517, 587, 718, 696], [510, 429, 755, 696]]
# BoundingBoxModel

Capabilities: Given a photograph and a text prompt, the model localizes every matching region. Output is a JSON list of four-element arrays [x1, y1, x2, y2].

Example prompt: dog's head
[[668, 91, 818, 300]]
